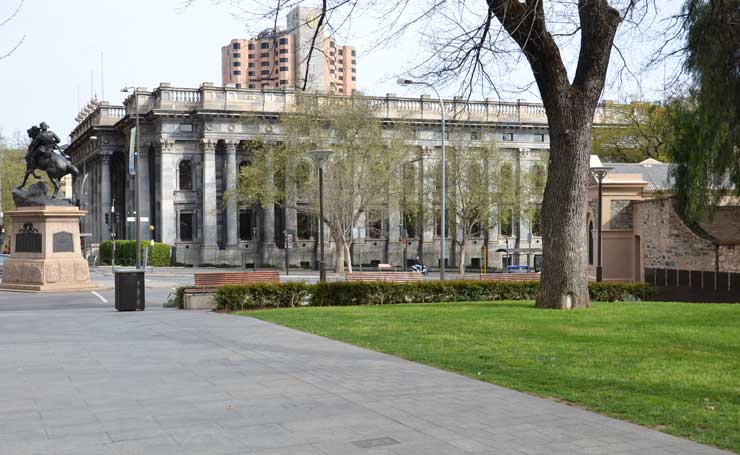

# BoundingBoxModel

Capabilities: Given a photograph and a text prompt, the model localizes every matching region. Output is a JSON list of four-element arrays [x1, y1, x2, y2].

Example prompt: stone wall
[[719, 245, 740, 273], [633, 199, 718, 272], [698, 206, 740, 243]]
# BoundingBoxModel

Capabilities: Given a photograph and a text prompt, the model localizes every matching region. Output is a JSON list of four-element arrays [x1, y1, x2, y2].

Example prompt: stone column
[[200, 138, 218, 263], [261, 152, 275, 265], [224, 140, 238, 247], [100, 154, 112, 241], [157, 140, 176, 245]]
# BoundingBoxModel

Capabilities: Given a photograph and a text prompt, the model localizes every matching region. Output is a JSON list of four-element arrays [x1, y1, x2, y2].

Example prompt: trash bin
[[115, 269, 145, 311]]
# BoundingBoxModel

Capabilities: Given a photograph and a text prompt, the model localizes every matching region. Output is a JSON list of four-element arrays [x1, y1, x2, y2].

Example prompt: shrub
[[214, 282, 314, 311], [174, 286, 188, 309], [210, 280, 654, 310], [99, 240, 172, 267]]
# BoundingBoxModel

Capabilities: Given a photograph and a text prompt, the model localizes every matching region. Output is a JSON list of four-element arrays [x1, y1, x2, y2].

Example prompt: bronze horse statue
[[18, 125, 80, 199]]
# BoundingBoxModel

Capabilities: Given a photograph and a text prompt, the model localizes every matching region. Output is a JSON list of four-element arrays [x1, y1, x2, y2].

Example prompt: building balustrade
[[69, 83, 628, 144]]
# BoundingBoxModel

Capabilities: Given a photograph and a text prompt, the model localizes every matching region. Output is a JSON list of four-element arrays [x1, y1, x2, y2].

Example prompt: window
[[351, 68, 356, 73], [338, 76, 343, 81], [352, 60, 356, 64], [261, 70, 270, 75], [260, 52, 269, 58], [530, 203, 542, 236], [179, 212, 194, 241], [352, 77, 356, 81], [502, 133, 514, 141], [329, 41, 335, 48], [248, 84, 256, 89], [279, 48, 288, 54], [248, 71, 255, 77], [338, 49, 343, 55], [434, 208, 453, 237], [499, 206, 513, 237], [248, 53, 254, 59], [279, 37, 288, 45], [279, 66, 288, 72], [280, 79, 288, 85], [179, 160, 193, 190], [531, 163, 545, 193], [247, 43, 254, 50], [261, 61, 269, 67], [232, 53, 240, 58], [248, 62, 255, 68], [330, 51, 335, 56], [232, 70, 241, 76], [338, 59, 343, 64], [367, 210, 384, 239], [235, 83, 241, 88], [297, 210, 318, 240], [233, 61, 241, 67], [279, 57, 289, 63], [232, 43, 240, 50], [239, 209, 257, 240], [498, 164, 514, 191], [338, 67, 343, 72], [351, 50, 356, 56], [330, 69, 335, 74], [260, 42, 269, 49]]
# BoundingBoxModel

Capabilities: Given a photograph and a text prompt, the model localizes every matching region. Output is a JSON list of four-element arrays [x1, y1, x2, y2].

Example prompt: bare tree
[[187, 0, 659, 309], [0, 0, 25, 60]]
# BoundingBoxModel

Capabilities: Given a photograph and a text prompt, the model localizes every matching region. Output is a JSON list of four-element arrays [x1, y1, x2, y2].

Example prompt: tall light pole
[[307, 150, 333, 283], [121, 87, 141, 269], [397, 78, 446, 279], [591, 166, 612, 282]]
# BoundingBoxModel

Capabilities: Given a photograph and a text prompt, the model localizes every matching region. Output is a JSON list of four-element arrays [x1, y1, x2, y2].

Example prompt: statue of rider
[[25, 122, 70, 169]]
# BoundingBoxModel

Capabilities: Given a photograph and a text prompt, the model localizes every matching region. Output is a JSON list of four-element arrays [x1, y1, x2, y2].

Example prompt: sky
[[0, 0, 684, 145]]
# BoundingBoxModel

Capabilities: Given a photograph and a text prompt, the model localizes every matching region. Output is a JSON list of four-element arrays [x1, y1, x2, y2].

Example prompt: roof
[[603, 161, 673, 191]]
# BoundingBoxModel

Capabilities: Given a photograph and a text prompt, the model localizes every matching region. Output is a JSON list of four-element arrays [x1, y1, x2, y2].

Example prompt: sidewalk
[[0, 308, 730, 454]]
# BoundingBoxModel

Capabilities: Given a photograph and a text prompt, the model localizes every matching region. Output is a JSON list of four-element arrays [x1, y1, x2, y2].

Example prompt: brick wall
[[633, 199, 718, 272]]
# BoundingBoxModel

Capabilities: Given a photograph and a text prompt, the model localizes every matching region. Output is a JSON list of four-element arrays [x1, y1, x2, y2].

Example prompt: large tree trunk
[[535, 102, 593, 309]]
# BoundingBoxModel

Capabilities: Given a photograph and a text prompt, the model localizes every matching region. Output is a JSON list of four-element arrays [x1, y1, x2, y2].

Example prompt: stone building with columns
[[65, 83, 622, 269]]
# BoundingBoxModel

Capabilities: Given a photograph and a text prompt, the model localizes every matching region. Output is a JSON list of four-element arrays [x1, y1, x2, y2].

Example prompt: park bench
[[480, 272, 541, 282], [182, 270, 281, 310], [345, 271, 422, 283]]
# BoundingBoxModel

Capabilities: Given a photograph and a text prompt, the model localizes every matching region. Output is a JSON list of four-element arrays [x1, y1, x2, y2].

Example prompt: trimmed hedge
[[99, 240, 172, 267], [212, 280, 654, 311], [214, 282, 312, 311]]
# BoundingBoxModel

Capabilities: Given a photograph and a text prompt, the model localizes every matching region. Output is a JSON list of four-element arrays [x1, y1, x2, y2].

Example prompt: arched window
[[499, 163, 514, 192], [179, 160, 193, 190], [588, 220, 594, 265]]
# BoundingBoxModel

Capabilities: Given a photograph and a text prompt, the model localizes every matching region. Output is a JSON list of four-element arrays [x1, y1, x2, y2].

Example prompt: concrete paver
[[0, 307, 732, 454]]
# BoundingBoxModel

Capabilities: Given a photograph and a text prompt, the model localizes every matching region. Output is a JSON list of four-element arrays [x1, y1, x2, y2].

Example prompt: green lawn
[[243, 301, 740, 453]]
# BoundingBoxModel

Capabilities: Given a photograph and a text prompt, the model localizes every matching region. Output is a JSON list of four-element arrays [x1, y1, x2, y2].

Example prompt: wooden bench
[[346, 271, 422, 283], [480, 273, 541, 282], [182, 270, 281, 310], [192, 270, 281, 290]]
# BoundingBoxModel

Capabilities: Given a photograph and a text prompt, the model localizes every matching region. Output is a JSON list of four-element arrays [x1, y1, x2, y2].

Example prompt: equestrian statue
[[17, 122, 79, 199]]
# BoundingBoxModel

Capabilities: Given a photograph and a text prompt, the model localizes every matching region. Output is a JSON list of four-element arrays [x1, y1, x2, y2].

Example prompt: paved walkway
[[0, 308, 731, 455]]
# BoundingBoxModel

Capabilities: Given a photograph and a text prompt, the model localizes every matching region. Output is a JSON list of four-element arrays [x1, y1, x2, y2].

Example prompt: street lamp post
[[591, 166, 612, 282], [121, 86, 142, 269], [397, 78, 446, 280], [307, 150, 334, 283]]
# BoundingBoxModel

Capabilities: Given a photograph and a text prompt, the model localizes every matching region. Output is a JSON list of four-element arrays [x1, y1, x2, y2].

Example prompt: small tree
[[235, 96, 410, 272]]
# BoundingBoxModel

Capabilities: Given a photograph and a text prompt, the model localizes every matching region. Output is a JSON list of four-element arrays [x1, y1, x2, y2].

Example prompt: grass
[[242, 301, 740, 453]]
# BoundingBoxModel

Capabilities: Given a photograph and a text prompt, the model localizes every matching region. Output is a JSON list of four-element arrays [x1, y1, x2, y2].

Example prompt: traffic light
[[105, 213, 110, 225]]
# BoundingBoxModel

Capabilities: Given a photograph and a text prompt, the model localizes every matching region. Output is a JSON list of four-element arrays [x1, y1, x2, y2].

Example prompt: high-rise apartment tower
[[221, 6, 357, 95]]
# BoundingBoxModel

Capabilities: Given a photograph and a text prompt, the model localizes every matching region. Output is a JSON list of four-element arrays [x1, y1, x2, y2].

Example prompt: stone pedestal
[[0, 205, 101, 292]]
